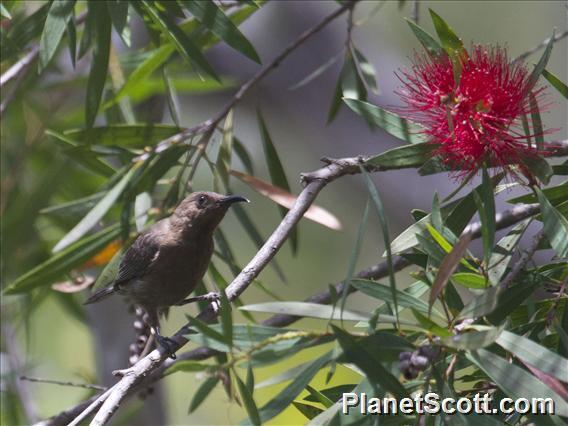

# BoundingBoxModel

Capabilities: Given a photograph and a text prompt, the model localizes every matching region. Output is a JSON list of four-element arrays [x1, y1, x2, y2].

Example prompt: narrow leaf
[[524, 30, 555, 97], [189, 377, 219, 413], [39, 0, 76, 70], [405, 18, 444, 57], [542, 68, 568, 99], [488, 220, 529, 285], [235, 374, 261, 426], [53, 166, 138, 252], [496, 330, 568, 382], [366, 143, 436, 169], [257, 111, 297, 252], [429, 231, 472, 314], [85, 2, 112, 127], [361, 168, 399, 326], [181, 0, 260, 63], [473, 168, 495, 266], [536, 187, 568, 257], [4, 225, 121, 295], [468, 349, 568, 417], [230, 170, 342, 230], [344, 98, 428, 144]]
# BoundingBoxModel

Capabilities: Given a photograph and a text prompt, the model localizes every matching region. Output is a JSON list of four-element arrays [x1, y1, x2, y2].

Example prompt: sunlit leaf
[[542, 68, 568, 99], [405, 18, 444, 57]]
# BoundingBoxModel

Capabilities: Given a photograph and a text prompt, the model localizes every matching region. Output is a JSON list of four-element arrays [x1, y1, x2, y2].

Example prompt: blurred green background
[[1, 1, 566, 425]]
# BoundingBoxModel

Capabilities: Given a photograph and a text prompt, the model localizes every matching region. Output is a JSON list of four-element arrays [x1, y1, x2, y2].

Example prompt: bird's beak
[[219, 195, 249, 205]]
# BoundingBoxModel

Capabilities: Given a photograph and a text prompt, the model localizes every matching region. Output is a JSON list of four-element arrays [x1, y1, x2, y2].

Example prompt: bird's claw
[[155, 335, 178, 359]]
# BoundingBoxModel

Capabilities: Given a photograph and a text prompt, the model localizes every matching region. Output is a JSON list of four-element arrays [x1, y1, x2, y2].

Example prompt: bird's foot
[[155, 334, 178, 359], [176, 292, 220, 306]]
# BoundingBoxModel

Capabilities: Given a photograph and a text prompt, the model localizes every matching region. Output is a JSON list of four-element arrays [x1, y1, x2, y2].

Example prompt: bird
[[84, 191, 249, 357]]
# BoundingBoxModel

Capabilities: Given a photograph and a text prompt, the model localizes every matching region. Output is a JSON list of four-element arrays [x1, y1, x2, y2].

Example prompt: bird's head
[[171, 191, 249, 233]]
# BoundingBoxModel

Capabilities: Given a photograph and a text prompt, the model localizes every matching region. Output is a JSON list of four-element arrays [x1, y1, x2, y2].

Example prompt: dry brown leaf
[[230, 170, 342, 231], [81, 240, 121, 269], [429, 232, 473, 313]]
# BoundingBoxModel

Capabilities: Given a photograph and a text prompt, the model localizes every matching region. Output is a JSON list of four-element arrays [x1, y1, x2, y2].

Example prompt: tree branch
[[512, 30, 568, 63]]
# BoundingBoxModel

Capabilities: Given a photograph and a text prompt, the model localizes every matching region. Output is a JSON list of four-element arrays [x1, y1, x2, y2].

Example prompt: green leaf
[[441, 325, 503, 350], [496, 330, 568, 382], [65, 16, 76, 68], [1, 3, 12, 19], [488, 220, 529, 285], [289, 54, 340, 91], [451, 273, 487, 289], [332, 325, 408, 399], [536, 187, 568, 258], [165, 360, 209, 375], [64, 124, 181, 148], [341, 52, 367, 104], [428, 9, 466, 84], [257, 111, 297, 254], [366, 143, 436, 169], [92, 245, 122, 293], [529, 92, 544, 151], [180, 0, 260, 63], [53, 166, 139, 252], [352, 48, 379, 95], [411, 310, 452, 337], [326, 74, 344, 123], [240, 302, 373, 322], [344, 98, 428, 144], [217, 110, 234, 187], [188, 324, 293, 352], [186, 315, 229, 346], [219, 289, 233, 348], [340, 201, 369, 316], [235, 373, 261, 426], [525, 156, 554, 188], [292, 402, 323, 420], [138, 1, 219, 81], [241, 351, 333, 425], [303, 384, 357, 404], [189, 377, 219, 413], [107, 0, 130, 47], [108, 45, 174, 107], [429, 232, 472, 314], [39, 0, 76, 71], [405, 18, 444, 57], [524, 30, 555, 97], [361, 168, 399, 326], [233, 137, 255, 175], [46, 130, 116, 177], [305, 385, 334, 408], [4, 225, 121, 295], [473, 168, 495, 266], [542, 68, 568, 99], [85, 2, 112, 128], [467, 349, 568, 418], [351, 278, 443, 318], [507, 181, 567, 205]]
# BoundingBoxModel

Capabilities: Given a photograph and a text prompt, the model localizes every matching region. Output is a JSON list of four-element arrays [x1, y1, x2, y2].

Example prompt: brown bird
[[84, 191, 248, 357]]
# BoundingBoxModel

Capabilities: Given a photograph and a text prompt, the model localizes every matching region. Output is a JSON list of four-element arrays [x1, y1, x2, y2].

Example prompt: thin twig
[[19, 376, 107, 392], [512, 30, 568, 63], [500, 229, 545, 289]]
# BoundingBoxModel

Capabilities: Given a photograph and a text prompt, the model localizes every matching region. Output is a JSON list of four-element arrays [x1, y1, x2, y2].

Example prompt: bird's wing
[[115, 228, 161, 285]]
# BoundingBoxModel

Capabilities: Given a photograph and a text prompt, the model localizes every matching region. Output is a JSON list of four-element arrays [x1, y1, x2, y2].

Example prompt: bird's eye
[[197, 195, 208, 207]]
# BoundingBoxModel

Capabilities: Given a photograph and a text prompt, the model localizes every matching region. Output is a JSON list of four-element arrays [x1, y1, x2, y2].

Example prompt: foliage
[[1, 2, 567, 425]]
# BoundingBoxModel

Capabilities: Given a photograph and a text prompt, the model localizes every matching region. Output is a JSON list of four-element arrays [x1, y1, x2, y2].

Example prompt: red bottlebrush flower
[[396, 45, 549, 181]]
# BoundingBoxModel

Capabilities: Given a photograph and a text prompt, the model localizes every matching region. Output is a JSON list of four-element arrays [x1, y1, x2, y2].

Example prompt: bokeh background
[[2, 1, 566, 425]]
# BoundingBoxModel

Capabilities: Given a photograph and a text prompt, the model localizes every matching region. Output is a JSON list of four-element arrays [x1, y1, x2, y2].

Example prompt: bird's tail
[[83, 284, 116, 305]]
